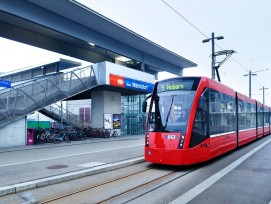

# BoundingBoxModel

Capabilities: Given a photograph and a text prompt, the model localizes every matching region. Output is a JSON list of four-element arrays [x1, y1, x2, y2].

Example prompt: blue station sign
[[125, 78, 154, 93], [0, 80, 11, 88]]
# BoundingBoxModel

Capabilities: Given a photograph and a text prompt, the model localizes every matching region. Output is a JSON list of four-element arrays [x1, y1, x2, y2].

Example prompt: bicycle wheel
[[46, 135, 53, 143], [112, 131, 118, 137], [65, 135, 71, 143], [53, 138, 61, 144]]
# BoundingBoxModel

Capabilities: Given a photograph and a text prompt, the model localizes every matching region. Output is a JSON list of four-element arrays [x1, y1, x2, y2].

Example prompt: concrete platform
[[0, 134, 145, 196], [171, 136, 271, 204]]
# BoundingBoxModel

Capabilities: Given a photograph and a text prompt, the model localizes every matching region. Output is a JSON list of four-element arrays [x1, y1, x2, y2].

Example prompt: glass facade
[[121, 94, 147, 134]]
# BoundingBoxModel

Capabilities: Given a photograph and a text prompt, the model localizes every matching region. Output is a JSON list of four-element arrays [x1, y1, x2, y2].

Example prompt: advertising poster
[[104, 113, 112, 129], [113, 114, 121, 129]]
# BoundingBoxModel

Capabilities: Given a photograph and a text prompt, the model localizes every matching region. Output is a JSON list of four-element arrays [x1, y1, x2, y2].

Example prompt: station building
[[0, 0, 197, 147]]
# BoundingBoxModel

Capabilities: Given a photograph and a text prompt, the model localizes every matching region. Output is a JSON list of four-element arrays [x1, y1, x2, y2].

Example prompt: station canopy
[[0, 0, 197, 77]]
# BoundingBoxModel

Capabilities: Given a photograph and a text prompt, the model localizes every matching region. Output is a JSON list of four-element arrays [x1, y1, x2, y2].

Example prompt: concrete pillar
[[0, 117, 27, 148], [91, 90, 121, 135], [154, 73, 159, 80]]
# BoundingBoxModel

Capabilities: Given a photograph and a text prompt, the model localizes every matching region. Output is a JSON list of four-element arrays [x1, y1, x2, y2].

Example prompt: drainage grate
[[47, 165, 69, 169]]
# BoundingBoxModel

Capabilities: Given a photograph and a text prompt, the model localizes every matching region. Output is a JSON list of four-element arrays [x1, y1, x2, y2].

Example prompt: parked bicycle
[[53, 132, 71, 144], [104, 129, 118, 138], [33, 126, 119, 144], [111, 129, 118, 137]]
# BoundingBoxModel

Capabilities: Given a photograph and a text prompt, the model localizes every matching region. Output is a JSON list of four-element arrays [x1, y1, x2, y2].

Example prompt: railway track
[[36, 164, 199, 204], [6, 136, 270, 204]]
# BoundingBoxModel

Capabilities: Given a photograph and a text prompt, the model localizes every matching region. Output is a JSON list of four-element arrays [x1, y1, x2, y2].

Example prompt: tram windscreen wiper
[[163, 94, 176, 130]]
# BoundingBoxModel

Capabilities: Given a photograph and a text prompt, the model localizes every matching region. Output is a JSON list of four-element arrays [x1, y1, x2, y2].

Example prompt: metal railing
[[0, 65, 97, 128], [40, 103, 89, 128]]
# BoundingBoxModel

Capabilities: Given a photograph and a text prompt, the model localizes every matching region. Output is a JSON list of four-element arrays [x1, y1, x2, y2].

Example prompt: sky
[[1, 0, 271, 105]]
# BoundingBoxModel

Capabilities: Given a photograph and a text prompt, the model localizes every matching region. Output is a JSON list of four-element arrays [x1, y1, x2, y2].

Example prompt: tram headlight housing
[[178, 135, 185, 149], [145, 134, 149, 147]]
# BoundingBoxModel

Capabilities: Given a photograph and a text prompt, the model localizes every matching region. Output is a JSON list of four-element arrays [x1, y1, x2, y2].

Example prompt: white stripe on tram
[[239, 128, 256, 132], [210, 131, 235, 138]]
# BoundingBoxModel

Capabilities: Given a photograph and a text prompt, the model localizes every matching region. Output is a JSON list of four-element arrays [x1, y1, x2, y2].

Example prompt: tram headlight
[[178, 135, 185, 149], [145, 134, 149, 147]]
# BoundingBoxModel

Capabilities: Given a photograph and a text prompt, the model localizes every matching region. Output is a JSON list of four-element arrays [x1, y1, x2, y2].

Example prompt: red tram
[[142, 77, 270, 165]]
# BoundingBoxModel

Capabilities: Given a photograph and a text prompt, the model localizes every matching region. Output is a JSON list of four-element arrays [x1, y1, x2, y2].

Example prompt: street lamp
[[203, 32, 224, 80]]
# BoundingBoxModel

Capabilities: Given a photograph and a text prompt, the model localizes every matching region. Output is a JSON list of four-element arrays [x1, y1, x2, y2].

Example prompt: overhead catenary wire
[[228, 56, 271, 62], [161, 0, 209, 39], [161, 0, 271, 100], [161, 0, 249, 72]]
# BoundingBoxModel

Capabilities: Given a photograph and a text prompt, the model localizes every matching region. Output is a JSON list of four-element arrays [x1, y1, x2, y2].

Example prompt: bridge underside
[[0, 0, 197, 77]]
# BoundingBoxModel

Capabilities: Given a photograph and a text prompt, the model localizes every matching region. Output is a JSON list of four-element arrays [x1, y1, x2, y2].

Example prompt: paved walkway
[[0, 134, 145, 195]]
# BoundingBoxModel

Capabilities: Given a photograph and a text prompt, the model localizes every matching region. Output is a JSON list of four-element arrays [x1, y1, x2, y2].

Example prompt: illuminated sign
[[157, 80, 194, 92], [109, 74, 125, 88], [0, 80, 11, 88], [125, 78, 154, 92], [109, 74, 154, 93], [113, 114, 121, 129]]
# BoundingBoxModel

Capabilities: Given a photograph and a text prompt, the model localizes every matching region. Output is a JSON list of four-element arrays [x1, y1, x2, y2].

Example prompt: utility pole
[[244, 69, 268, 98], [211, 33, 215, 80], [202, 32, 224, 80], [244, 71, 257, 98], [259, 86, 268, 105]]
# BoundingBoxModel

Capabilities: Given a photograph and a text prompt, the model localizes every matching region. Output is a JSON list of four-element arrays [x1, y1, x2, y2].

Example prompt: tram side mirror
[[149, 112, 156, 123], [142, 101, 147, 112]]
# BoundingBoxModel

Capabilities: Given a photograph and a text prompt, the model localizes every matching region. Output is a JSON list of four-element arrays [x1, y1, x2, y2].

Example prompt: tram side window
[[264, 108, 269, 126], [190, 88, 209, 148], [209, 89, 235, 135], [238, 101, 256, 130], [238, 100, 246, 130], [226, 96, 235, 132], [257, 107, 263, 127], [247, 103, 256, 129], [251, 104, 257, 128]]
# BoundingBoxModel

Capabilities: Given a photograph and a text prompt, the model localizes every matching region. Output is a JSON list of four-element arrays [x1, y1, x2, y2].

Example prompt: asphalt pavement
[[0, 134, 145, 196]]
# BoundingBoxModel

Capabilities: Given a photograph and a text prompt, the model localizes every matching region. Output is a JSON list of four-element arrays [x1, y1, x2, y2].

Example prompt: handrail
[[41, 103, 89, 128], [0, 65, 97, 128]]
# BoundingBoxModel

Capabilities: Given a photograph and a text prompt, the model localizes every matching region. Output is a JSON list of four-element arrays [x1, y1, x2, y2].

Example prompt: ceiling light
[[88, 42, 95, 47], [116, 56, 131, 62]]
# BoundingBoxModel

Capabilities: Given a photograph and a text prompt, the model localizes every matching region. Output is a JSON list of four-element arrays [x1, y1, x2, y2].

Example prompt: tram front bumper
[[145, 147, 187, 165]]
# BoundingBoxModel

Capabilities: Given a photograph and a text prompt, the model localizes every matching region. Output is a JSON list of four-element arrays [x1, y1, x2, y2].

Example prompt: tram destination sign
[[0, 80, 11, 88], [157, 80, 194, 92]]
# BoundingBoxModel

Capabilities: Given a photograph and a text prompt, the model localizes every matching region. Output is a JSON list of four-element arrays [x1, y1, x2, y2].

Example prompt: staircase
[[0, 65, 97, 128], [39, 103, 88, 128]]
